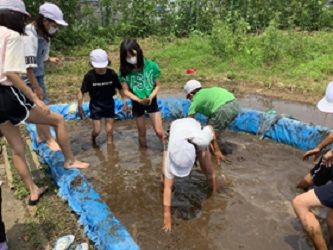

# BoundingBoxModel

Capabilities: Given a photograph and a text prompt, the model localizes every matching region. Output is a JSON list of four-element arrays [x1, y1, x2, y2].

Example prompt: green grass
[[45, 29, 333, 103]]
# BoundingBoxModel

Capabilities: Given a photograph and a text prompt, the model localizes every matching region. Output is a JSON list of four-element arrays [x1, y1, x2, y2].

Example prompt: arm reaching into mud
[[303, 131, 333, 161], [163, 177, 173, 232], [207, 125, 230, 165]]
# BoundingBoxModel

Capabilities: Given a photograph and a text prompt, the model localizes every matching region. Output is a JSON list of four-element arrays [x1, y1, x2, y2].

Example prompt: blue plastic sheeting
[[228, 109, 332, 151], [25, 97, 332, 250], [25, 122, 139, 250]]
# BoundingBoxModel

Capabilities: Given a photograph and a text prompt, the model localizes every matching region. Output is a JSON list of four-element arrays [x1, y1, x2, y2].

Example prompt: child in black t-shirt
[[78, 49, 128, 144]]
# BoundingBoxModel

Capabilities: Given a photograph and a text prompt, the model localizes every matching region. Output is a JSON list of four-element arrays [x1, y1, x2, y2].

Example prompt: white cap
[[0, 0, 30, 17], [169, 140, 196, 177], [90, 49, 109, 68], [184, 80, 202, 95], [318, 81, 333, 113], [39, 2, 68, 26], [191, 126, 214, 147]]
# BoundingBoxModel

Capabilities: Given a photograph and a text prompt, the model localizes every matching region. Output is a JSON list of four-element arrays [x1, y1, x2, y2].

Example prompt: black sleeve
[[80, 73, 90, 93], [113, 72, 122, 90]]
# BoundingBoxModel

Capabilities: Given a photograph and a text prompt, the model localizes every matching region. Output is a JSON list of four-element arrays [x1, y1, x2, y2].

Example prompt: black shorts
[[310, 157, 333, 186], [0, 85, 35, 126], [89, 99, 115, 120], [132, 97, 159, 117]]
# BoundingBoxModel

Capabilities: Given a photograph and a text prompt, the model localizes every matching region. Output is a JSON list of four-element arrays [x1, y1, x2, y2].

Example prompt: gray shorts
[[208, 99, 239, 133]]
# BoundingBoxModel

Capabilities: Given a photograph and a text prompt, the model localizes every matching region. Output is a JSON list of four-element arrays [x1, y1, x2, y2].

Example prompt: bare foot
[[29, 186, 48, 203], [46, 138, 61, 151], [64, 160, 90, 169], [36, 136, 46, 143]]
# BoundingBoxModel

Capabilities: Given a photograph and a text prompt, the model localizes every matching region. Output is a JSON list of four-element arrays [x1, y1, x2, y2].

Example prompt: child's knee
[[106, 127, 113, 136], [93, 128, 101, 136], [52, 113, 66, 127], [11, 144, 25, 157]]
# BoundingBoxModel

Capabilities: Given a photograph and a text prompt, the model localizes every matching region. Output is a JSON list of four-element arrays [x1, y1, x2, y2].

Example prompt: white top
[[23, 24, 50, 69], [164, 118, 214, 179], [0, 26, 26, 86]]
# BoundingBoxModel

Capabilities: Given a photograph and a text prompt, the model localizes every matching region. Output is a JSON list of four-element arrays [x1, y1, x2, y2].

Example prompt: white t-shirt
[[0, 26, 26, 86], [23, 24, 50, 69], [164, 118, 214, 179]]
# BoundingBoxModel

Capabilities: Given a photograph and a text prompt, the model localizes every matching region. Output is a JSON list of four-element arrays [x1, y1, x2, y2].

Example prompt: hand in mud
[[215, 151, 231, 165], [78, 106, 84, 119], [303, 148, 321, 162], [163, 217, 172, 232], [322, 150, 333, 167]]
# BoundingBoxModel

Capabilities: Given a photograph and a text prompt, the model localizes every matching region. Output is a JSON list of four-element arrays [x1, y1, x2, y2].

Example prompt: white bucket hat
[[184, 80, 202, 95], [0, 0, 30, 17], [90, 49, 109, 68], [169, 139, 196, 178], [317, 81, 333, 113], [39, 2, 68, 26]]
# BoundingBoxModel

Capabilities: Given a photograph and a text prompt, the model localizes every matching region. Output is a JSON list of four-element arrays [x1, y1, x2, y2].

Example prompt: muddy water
[[68, 94, 333, 250]]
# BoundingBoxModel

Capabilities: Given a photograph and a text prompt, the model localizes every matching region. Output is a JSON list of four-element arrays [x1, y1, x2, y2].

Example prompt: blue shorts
[[89, 99, 115, 120], [23, 75, 49, 105]]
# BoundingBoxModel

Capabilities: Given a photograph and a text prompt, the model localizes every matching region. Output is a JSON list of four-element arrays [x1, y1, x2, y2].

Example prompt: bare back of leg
[[26, 107, 89, 169]]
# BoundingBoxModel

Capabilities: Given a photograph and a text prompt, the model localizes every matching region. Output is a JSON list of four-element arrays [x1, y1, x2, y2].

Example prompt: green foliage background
[[23, 0, 333, 51]]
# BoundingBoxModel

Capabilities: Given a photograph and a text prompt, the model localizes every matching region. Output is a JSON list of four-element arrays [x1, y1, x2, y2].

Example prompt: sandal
[[28, 186, 48, 206]]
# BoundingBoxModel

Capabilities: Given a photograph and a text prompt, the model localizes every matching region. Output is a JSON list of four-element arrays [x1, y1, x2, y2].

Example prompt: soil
[[1, 83, 326, 250]]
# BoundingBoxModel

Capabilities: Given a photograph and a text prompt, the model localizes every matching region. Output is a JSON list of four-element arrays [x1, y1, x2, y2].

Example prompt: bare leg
[[198, 150, 218, 193], [292, 189, 328, 250], [105, 118, 114, 144], [26, 107, 89, 169], [0, 123, 46, 201], [297, 173, 314, 191], [149, 112, 165, 146], [326, 208, 333, 246], [135, 115, 147, 147], [36, 124, 60, 151], [92, 120, 101, 145]]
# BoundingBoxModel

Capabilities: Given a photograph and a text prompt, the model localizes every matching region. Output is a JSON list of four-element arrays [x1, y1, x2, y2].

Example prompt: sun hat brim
[[317, 97, 333, 113], [54, 19, 68, 26], [91, 61, 108, 68]]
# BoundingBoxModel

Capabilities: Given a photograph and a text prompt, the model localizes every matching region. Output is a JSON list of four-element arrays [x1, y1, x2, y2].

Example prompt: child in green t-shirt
[[119, 38, 165, 147]]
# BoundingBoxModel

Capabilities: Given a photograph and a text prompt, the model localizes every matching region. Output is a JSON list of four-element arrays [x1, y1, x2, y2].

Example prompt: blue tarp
[[25, 97, 332, 250]]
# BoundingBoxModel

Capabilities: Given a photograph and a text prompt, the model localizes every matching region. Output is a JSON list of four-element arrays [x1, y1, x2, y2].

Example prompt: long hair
[[34, 14, 51, 42], [0, 10, 26, 35], [119, 38, 144, 77]]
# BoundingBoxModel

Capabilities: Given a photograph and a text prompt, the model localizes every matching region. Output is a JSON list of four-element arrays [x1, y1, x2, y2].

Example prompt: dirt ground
[[0, 83, 325, 250]]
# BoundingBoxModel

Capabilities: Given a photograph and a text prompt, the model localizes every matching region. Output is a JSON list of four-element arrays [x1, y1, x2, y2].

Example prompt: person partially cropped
[[293, 81, 333, 250], [78, 49, 128, 145], [162, 118, 219, 232], [184, 80, 239, 163]]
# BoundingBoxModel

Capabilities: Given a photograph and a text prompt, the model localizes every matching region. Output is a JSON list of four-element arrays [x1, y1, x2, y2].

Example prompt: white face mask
[[126, 56, 137, 65], [48, 26, 58, 35]]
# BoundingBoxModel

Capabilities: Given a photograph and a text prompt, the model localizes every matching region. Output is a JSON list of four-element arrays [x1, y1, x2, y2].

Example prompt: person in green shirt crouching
[[119, 38, 165, 147], [184, 80, 240, 163]]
